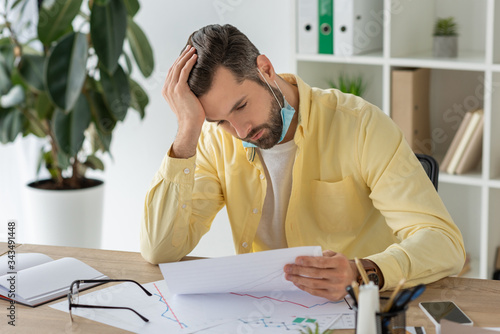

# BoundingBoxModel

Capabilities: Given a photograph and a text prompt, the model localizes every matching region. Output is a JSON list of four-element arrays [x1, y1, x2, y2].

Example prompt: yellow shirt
[[140, 74, 465, 290]]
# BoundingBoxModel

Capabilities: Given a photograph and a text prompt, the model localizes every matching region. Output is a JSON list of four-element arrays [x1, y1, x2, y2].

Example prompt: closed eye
[[215, 101, 246, 126], [236, 102, 247, 111]]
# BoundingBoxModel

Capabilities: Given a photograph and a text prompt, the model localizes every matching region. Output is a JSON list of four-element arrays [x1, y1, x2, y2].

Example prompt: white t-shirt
[[254, 139, 297, 250]]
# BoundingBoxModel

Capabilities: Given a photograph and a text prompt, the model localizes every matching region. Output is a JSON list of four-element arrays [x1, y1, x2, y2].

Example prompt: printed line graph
[[229, 292, 345, 309], [153, 282, 187, 329], [236, 314, 344, 332], [239, 317, 295, 331]]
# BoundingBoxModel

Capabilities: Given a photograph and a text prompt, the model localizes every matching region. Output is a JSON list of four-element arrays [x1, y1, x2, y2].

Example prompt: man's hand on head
[[283, 250, 358, 301], [163, 45, 206, 159]]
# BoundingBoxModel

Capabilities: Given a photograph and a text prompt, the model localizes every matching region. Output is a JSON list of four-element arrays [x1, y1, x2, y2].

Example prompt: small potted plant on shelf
[[433, 17, 458, 58], [0, 0, 154, 247], [328, 73, 366, 97]]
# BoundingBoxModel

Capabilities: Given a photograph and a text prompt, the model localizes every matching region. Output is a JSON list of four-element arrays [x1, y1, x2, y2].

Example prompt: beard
[[243, 86, 284, 149]]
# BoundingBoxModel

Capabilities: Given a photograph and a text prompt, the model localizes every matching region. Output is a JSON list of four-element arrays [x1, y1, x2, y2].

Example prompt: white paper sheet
[[50, 279, 355, 334], [159, 246, 323, 294]]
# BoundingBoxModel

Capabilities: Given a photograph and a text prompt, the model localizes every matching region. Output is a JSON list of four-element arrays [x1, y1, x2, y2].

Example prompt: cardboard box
[[391, 68, 431, 155], [496, 246, 500, 270]]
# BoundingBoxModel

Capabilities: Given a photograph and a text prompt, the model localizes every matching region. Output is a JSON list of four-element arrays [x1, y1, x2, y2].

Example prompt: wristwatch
[[357, 259, 384, 288]]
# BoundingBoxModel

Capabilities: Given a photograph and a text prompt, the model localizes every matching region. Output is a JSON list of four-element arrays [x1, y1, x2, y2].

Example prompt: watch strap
[[356, 259, 384, 288]]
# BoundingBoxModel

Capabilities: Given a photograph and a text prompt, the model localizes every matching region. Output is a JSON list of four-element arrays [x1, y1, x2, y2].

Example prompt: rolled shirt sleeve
[[140, 143, 224, 264], [356, 105, 466, 290]]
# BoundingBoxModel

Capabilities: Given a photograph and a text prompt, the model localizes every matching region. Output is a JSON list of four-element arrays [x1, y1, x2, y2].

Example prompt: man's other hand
[[163, 45, 205, 158]]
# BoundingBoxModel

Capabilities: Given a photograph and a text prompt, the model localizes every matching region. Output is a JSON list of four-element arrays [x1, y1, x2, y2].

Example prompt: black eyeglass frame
[[68, 279, 152, 323]]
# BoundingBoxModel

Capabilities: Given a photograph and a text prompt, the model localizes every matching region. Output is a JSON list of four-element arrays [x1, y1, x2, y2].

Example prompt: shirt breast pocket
[[310, 176, 365, 232]]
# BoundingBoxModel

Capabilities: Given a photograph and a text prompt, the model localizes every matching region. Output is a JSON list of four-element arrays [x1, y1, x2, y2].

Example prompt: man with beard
[[140, 24, 465, 301]]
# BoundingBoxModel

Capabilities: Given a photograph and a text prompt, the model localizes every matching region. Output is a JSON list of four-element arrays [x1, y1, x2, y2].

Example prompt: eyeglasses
[[68, 279, 152, 323]]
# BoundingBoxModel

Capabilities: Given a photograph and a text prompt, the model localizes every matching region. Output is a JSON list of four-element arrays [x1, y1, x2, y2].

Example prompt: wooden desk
[[1, 243, 500, 333]]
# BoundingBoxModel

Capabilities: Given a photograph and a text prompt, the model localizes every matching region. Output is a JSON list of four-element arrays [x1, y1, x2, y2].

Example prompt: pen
[[407, 284, 426, 303], [346, 283, 358, 306], [395, 284, 426, 311], [392, 289, 412, 311], [354, 257, 369, 285], [382, 278, 406, 313], [390, 283, 427, 312]]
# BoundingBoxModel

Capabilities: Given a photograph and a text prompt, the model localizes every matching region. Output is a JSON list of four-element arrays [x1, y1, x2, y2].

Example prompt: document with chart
[[51, 247, 355, 333]]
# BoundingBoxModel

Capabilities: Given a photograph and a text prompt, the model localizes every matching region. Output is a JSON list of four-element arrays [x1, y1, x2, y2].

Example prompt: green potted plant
[[298, 322, 334, 334], [433, 17, 458, 58], [328, 73, 366, 97], [0, 0, 154, 247]]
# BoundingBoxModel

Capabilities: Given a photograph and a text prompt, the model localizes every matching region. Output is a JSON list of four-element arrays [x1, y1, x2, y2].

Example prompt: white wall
[[0, 0, 294, 257]]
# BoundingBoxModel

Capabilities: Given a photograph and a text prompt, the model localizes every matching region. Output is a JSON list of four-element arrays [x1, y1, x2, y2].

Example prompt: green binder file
[[318, 0, 334, 54]]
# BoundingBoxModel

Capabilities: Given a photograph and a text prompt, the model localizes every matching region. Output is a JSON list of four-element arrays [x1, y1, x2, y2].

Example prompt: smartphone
[[419, 301, 473, 328]]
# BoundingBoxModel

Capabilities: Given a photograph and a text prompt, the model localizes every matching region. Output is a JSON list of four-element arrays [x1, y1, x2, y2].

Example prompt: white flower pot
[[21, 179, 104, 248]]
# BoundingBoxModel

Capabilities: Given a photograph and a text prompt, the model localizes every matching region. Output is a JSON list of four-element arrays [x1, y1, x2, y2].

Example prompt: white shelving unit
[[292, 0, 500, 279]]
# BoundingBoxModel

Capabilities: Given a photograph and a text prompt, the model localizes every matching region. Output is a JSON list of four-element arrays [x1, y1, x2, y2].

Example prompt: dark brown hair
[[185, 24, 266, 97]]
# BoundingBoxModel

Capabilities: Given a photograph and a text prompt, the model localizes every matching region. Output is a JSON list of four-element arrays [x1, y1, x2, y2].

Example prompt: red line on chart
[[154, 283, 184, 329], [229, 292, 332, 309]]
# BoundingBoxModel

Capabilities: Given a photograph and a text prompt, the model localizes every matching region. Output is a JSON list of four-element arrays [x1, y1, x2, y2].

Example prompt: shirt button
[[252, 208, 258, 214], [183, 168, 190, 174], [242, 242, 248, 248], [182, 204, 187, 209], [260, 174, 265, 180]]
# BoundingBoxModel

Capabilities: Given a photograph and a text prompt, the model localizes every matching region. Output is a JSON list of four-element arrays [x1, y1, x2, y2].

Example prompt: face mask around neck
[[242, 71, 296, 148]]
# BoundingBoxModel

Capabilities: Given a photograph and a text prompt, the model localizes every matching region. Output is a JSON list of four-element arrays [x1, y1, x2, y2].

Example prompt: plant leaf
[[35, 91, 55, 119], [56, 149, 70, 170], [20, 44, 43, 56], [129, 78, 148, 119], [0, 64, 11, 95], [126, 17, 154, 78], [37, 0, 83, 45], [18, 54, 45, 92], [0, 40, 14, 70], [0, 108, 24, 143], [45, 32, 88, 111], [86, 113, 112, 154], [10, 0, 25, 10], [434, 17, 458, 36], [0, 42, 14, 94], [84, 154, 105, 170], [90, 0, 127, 74], [0, 85, 25, 108], [40, 150, 59, 180], [53, 94, 91, 156], [122, 52, 133, 74], [26, 108, 46, 138], [327, 73, 365, 97], [100, 64, 130, 121], [96, 126, 112, 153], [123, 0, 140, 17], [88, 90, 116, 134]]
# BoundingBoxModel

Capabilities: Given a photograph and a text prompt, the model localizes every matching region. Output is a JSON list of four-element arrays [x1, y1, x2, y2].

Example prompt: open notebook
[[0, 253, 107, 306]]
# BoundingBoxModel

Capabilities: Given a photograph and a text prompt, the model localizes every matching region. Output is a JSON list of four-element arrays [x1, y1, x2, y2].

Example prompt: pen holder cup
[[354, 301, 407, 334]]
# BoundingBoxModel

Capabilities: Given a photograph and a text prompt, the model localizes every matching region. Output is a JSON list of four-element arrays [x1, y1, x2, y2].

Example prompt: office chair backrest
[[416, 154, 439, 191]]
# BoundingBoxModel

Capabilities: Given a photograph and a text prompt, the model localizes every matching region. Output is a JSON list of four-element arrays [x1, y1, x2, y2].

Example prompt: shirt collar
[[279, 73, 311, 143]]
